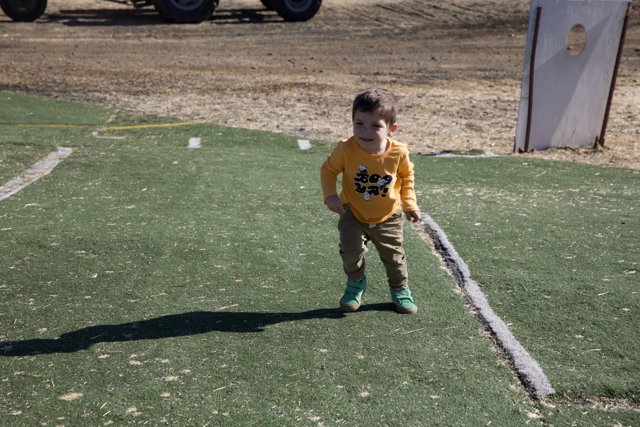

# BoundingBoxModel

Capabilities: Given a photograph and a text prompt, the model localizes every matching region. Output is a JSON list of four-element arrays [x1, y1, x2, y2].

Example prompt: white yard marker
[[0, 147, 73, 201], [297, 139, 312, 150], [188, 137, 202, 149], [91, 131, 126, 140]]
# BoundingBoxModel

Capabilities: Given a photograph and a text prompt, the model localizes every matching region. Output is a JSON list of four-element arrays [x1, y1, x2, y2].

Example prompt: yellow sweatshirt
[[320, 136, 419, 224]]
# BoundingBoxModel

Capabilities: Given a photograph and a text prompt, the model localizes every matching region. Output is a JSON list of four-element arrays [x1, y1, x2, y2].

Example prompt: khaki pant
[[338, 206, 408, 288]]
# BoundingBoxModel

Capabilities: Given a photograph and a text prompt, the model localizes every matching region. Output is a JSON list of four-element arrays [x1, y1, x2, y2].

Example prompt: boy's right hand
[[325, 195, 345, 215]]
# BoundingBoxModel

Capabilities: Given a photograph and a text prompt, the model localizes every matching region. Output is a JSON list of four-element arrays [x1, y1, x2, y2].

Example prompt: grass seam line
[[0, 147, 73, 201], [419, 213, 556, 400]]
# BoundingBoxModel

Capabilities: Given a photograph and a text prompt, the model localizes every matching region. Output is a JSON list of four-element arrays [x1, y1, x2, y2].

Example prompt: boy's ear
[[388, 122, 399, 135]]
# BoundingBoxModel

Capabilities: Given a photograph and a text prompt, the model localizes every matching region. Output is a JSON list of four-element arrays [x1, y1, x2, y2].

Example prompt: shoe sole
[[340, 304, 360, 312], [395, 305, 418, 314], [339, 292, 364, 312]]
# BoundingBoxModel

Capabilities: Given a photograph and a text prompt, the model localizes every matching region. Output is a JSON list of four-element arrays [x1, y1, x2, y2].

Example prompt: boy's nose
[[363, 126, 375, 135]]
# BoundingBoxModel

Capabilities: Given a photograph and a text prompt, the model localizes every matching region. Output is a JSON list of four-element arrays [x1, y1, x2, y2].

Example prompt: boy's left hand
[[404, 210, 422, 223]]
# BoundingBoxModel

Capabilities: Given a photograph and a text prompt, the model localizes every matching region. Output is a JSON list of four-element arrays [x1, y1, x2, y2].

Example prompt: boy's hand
[[405, 210, 422, 223], [325, 195, 345, 215]]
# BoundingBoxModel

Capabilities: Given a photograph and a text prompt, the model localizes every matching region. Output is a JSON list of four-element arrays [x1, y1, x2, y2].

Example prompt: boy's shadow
[[0, 303, 393, 356]]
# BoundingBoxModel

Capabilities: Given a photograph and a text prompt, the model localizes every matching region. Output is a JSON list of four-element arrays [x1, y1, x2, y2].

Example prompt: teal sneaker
[[340, 276, 366, 312], [390, 285, 418, 314]]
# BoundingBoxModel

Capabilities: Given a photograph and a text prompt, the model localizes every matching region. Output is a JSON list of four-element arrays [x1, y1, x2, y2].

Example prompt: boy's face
[[352, 110, 398, 150]]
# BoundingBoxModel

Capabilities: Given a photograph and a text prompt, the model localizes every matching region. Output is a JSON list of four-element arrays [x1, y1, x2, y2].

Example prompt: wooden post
[[524, 7, 542, 153], [598, 2, 631, 148]]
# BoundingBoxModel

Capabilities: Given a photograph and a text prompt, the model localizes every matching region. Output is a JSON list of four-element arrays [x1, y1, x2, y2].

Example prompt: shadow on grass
[[0, 303, 393, 356]]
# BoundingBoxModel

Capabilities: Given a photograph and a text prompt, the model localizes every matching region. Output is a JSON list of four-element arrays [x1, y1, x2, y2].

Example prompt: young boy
[[320, 88, 422, 314]]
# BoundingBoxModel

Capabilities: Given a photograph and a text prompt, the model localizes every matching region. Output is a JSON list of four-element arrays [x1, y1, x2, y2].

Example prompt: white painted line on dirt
[[188, 137, 202, 149], [0, 147, 73, 202], [297, 139, 312, 150], [417, 213, 555, 399]]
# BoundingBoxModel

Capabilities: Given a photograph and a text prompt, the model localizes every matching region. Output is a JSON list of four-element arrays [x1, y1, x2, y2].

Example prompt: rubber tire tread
[[0, 0, 47, 22], [272, 0, 321, 22]]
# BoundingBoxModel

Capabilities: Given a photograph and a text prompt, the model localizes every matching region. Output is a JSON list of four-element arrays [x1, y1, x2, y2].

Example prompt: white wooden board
[[515, 0, 630, 152]]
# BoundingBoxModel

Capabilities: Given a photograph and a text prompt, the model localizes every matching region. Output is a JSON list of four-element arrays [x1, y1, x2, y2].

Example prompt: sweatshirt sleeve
[[320, 143, 345, 202], [398, 153, 419, 212]]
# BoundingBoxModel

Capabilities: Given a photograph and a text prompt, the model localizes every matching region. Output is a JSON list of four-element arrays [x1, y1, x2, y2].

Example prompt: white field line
[[297, 139, 312, 150], [417, 213, 555, 399], [0, 147, 73, 201]]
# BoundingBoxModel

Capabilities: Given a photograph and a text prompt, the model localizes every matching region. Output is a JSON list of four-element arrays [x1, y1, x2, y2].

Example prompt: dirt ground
[[1, 0, 638, 169]]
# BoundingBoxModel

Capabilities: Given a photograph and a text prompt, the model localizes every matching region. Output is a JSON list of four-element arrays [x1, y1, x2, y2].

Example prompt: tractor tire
[[154, 0, 218, 23], [0, 0, 47, 22], [260, 0, 274, 10], [272, 0, 320, 22]]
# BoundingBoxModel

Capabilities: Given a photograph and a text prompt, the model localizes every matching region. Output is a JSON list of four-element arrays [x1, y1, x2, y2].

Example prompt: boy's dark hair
[[352, 88, 398, 125]]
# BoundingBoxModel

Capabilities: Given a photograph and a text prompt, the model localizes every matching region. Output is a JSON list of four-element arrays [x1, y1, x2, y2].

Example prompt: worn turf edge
[[419, 213, 555, 399], [0, 147, 73, 201]]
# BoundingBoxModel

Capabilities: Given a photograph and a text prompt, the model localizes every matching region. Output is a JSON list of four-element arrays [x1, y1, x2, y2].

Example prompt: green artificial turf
[[0, 91, 188, 184], [416, 156, 639, 403], [0, 92, 537, 426], [540, 403, 640, 426], [2, 91, 638, 425], [0, 92, 108, 183]]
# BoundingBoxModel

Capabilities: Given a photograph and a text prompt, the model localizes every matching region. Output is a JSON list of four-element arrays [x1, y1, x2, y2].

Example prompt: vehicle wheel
[[272, 0, 320, 21], [154, 0, 218, 23], [259, 0, 274, 10], [0, 0, 47, 22]]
